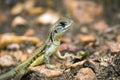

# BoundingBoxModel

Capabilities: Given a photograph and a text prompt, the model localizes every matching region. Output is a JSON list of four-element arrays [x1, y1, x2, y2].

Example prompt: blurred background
[[0, 0, 120, 34], [0, 0, 120, 37]]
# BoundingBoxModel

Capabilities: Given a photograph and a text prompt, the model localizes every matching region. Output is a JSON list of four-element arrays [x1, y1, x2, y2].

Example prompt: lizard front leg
[[55, 50, 66, 60], [44, 54, 56, 69]]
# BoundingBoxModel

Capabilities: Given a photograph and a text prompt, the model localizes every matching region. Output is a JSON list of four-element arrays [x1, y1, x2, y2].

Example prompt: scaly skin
[[0, 17, 73, 80]]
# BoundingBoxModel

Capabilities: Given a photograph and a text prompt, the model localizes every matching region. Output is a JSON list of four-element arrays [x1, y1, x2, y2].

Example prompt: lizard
[[0, 17, 73, 80]]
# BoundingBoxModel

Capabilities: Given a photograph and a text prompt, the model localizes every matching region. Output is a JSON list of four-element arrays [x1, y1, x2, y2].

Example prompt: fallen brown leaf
[[11, 3, 24, 15], [61, 37, 72, 43], [66, 60, 86, 68], [0, 33, 40, 49], [28, 7, 44, 15], [24, 29, 35, 36], [24, 0, 35, 11], [76, 34, 96, 44]]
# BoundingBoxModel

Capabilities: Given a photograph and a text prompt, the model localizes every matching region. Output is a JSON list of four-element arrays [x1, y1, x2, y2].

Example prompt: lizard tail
[[0, 68, 27, 80], [0, 70, 15, 80]]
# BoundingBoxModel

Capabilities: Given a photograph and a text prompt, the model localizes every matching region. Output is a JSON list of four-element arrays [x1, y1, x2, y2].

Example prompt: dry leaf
[[0, 33, 40, 49], [28, 7, 44, 15], [76, 34, 96, 44], [11, 3, 24, 15], [24, 29, 35, 36], [7, 43, 20, 50], [66, 60, 86, 68], [24, 0, 35, 11]]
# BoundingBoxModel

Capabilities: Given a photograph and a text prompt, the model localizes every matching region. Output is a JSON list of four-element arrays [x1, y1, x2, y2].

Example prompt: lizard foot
[[46, 64, 56, 69]]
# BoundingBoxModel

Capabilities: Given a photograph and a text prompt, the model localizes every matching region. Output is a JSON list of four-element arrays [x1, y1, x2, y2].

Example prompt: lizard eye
[[59, 22, 67, 28], [54, 29, 58, 33]]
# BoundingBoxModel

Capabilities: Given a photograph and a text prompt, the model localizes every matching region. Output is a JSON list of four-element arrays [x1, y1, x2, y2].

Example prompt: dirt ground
[[0, 0, 120, 80]]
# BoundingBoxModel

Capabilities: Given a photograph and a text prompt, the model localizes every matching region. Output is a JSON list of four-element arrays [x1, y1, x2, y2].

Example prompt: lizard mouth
[[65, 20, 73, 30]]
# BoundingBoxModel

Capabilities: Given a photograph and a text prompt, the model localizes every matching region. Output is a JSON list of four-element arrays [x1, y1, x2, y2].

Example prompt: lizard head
[[50, 17, 73, 41]]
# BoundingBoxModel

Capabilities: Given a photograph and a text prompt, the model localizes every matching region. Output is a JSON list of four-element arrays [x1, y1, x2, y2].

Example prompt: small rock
[[75, 68, 96, 80], [100, 62, 108, 67], [35, 9, 59, 25], [93, 20, 109, 33], [0, 55, 15, 67], [93, 51, 100, 56], [11, 3, 24, 15], [30, 66, 63, 77], [12, 16, 27, 28], [26, 47, 34, 54], [80, 27, 89, 33], [107, 42, 120, 52], [100, 56, 109, 67], [7, 43, 20, 51]]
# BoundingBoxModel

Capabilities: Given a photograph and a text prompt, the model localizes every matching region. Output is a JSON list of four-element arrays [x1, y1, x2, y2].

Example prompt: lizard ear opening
[[54, 29, 58, 33], [50, 32, 53, 42]]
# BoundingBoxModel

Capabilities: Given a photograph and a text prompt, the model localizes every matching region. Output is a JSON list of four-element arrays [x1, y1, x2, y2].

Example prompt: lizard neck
[[48, 32, 61, 46]]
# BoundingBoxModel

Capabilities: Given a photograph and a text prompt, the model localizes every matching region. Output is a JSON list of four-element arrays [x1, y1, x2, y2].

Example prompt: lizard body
[[0, 17, 73, 80]]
